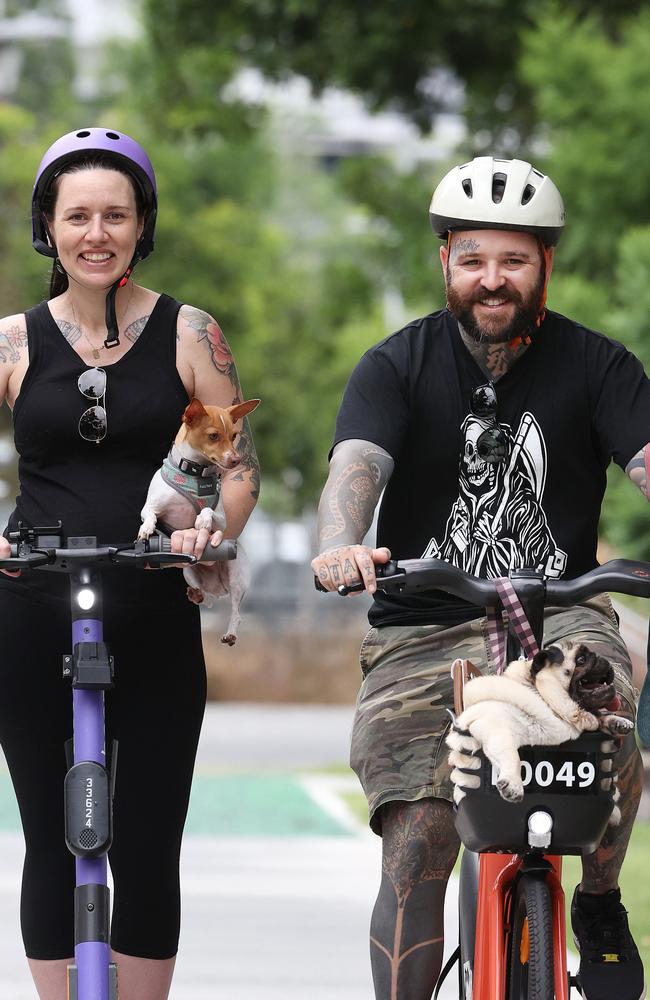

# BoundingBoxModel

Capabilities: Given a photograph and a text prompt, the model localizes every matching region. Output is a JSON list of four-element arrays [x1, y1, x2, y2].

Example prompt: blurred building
[[0, 1, 138, 101]]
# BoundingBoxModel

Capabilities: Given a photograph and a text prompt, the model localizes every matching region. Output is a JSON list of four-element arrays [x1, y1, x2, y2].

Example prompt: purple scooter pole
[[65, 568, 117, 1000]]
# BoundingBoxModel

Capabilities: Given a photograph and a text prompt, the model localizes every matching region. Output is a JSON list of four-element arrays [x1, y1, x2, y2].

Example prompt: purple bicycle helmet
[[32, 126, 157, 261]]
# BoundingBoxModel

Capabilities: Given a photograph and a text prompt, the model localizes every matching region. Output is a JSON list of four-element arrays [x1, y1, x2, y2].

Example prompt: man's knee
[[380, 797, 460, 881]]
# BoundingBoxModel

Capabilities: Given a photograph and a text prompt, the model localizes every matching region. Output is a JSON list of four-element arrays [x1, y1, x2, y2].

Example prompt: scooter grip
[[148, 535, 237, 560], [200, 539, 237, 561]]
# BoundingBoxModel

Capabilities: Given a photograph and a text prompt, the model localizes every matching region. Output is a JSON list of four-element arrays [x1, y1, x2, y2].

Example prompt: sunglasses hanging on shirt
[[78, 367, 107, 444], [470, 383, 508, 464]]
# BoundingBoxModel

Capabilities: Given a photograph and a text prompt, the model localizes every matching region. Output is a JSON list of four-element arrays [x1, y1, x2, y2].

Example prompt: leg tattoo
[[370, 798, 460, 1000], [581, 732, 643, 893]]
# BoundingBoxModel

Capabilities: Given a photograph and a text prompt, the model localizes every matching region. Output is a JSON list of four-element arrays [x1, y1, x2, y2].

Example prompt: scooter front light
[[76, 588, 96, 611]]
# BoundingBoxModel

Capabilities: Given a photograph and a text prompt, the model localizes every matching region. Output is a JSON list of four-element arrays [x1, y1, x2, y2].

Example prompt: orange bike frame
[[471, 852, 569, 1000]]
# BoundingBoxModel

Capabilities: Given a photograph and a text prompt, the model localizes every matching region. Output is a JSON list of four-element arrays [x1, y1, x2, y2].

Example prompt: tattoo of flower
[[182, 306, 236, 384], [0, 325, 27, 363]]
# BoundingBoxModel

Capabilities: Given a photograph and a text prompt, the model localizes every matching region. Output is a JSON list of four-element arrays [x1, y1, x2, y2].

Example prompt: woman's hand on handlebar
[[170, 527, 224, 562], [0, 536, 20, 577], [311, 544, 391, 595]]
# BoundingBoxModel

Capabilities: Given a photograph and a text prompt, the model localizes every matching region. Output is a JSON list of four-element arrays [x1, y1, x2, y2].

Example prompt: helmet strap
[[103, 252, 139, 349]]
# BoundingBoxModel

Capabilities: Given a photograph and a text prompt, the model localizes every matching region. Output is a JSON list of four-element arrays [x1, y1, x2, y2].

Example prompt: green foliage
[[520, 5, 650, 279], [143, 0, 650, 146]]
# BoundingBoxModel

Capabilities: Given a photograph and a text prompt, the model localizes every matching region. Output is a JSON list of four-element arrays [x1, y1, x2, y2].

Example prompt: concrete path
[[0, 705, 462, 1000]]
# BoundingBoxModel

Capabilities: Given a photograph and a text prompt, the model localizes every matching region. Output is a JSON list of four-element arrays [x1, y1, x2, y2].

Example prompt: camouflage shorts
[[349, 595, 638, 835]]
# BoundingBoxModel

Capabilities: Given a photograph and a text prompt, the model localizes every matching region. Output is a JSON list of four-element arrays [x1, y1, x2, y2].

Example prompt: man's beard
[[446, 267, 545, 344]]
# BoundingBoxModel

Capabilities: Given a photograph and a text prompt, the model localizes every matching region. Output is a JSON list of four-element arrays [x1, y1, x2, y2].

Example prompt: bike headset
[[429, 157, 565, 345], [31, 127, 158, 350]]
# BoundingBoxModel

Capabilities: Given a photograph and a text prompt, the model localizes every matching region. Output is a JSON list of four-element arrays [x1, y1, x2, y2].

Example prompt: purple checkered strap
[[487, 577, 540, 674]]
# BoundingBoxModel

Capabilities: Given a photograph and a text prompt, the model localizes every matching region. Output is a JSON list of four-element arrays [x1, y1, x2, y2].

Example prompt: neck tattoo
[[458, 323, 529, 381], [70, 284, 134, 361]]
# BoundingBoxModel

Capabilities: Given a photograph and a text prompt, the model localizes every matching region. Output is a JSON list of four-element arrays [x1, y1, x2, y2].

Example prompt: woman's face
[[49, 167, 143, 291]]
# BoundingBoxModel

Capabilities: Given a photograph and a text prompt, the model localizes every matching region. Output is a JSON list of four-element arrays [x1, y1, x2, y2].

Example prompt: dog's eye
[[208, 433, 221, 442], [576, 655, 586, 665]]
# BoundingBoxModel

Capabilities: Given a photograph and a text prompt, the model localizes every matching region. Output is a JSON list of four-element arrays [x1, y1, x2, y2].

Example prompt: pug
[[446, 640, 633, 805]]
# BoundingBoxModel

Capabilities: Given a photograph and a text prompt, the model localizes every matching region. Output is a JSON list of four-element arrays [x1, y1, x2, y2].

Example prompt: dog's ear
[[228, 399, 261, 422], [531, 645, 564, 676], [183, 398, 208, 426]]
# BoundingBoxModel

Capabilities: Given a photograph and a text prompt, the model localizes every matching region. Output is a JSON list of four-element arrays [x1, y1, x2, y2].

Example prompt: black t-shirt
[[332, 309, 650, 627]]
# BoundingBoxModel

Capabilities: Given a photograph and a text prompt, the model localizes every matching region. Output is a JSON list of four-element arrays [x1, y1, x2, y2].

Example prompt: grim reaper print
[[422, 411, 567, 579]]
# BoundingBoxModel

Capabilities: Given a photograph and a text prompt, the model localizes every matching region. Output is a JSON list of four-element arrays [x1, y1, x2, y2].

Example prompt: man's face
[[440, 229, 551, 344]]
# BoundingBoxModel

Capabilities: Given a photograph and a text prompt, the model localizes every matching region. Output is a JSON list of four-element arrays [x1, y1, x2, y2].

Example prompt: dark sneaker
[[571, 887, 646, 1000]]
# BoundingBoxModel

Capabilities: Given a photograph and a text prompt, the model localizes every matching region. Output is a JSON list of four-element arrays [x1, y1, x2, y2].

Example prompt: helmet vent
[[521, 184, 536, 205], [76, 130, 91, 138], [461, 178, 473, 198], [105, 132, 120, 141], [492, 173, 507, 204]]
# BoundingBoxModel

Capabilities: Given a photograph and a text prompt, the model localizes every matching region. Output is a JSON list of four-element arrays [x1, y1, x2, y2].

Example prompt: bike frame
[[472, 853, 569, 1000]]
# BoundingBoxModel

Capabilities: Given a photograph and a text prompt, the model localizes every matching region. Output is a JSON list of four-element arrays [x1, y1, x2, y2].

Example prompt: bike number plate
[[491, 746, 599, 794]]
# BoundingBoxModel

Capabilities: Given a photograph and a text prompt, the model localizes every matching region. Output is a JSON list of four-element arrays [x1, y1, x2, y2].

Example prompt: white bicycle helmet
[[429, 157, 565, 246]]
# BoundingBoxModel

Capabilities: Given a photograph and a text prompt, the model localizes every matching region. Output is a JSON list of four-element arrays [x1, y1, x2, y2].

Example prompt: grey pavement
[[0, 704, 462, 999]]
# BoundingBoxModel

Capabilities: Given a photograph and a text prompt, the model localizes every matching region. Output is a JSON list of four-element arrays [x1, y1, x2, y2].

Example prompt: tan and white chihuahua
[[138, 396, 260, 645]]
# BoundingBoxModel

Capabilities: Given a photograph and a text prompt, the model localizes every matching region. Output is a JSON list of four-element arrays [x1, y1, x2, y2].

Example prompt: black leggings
[[0, 573, 206, 960]]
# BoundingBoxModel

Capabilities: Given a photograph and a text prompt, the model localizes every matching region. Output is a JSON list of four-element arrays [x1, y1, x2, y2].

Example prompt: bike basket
[[453, 732, 619, 855]]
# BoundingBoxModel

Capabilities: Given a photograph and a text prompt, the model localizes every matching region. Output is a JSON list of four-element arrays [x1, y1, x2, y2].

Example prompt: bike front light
[[527, 809, 553, 849], [76, 588, 96, 611]]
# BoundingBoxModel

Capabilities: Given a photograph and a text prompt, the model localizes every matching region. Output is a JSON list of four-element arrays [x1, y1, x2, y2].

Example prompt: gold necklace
[[70, 285, 134, 361]]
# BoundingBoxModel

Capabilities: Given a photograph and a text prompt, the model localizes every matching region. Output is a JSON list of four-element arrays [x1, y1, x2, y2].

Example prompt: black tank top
[[2, 294, 191, 605]]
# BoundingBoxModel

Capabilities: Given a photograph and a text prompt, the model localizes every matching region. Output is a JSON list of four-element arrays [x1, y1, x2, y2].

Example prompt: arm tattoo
[[54, 319, 82, 346], [0, 325, 27, 363], [318, 440, 394, 550], [229, 416, 260, 499], [182, 305, 237, 389], [124, 314, 150, 344], [625, 445, 649, 501], [181, 306, 259, 499]]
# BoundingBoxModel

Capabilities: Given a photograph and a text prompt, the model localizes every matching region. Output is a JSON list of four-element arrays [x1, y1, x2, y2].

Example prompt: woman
[[0, 128, 260, 999]]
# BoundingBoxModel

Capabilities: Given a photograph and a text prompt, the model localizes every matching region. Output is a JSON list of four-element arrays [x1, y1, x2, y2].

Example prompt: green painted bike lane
[[0, 771, 354, 837]]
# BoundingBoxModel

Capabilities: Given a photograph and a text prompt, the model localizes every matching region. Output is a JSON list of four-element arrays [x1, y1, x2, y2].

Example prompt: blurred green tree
[[143, 0, 649, 148]]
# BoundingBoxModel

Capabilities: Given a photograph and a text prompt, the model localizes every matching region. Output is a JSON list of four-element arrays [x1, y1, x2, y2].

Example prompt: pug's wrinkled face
[[531, 640, 615, 710]]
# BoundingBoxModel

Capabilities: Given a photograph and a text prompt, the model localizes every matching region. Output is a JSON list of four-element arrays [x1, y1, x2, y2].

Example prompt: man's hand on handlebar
[[311, 544, 391, 596], [0, 536, 20, 577]]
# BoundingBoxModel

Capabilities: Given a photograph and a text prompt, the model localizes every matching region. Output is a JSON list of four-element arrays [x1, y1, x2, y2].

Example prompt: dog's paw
[[448, 749, 481, 771], [450, 767, 480, 791], [194, 509, 214, 531], [186, 586, 205, 605], [599, 713, 634, 736], [496, 777, 524, 803], [446, 729, 480, 754], [573, 709, 600, 732], [221, 632, 237, 646], [138, 517, 156, 539]]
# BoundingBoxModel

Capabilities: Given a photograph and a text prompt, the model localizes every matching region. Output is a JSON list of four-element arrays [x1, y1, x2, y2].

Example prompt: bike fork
[[469, 853, 572, 1000]]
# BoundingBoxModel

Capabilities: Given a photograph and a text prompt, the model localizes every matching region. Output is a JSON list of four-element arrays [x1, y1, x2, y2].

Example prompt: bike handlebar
[[318, 557, 650, 605], [0, 526, 237, 573]]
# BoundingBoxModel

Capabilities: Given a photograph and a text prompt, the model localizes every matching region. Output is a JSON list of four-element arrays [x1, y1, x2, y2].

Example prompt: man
[[311, 156, 650, 1000]]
